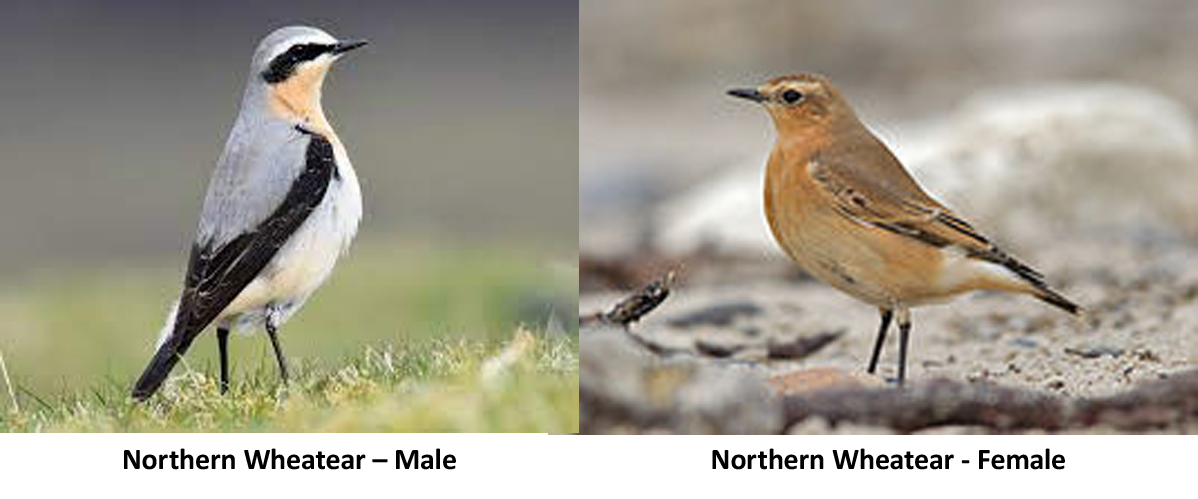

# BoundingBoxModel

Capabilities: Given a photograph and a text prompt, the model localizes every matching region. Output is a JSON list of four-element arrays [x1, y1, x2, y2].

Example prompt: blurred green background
[[0, 0, 577, 412]]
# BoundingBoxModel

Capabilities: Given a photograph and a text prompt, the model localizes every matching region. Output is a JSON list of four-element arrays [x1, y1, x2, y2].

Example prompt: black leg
[[867, 309, 893, 375], [265, 320, 289, 386], [896, 313, 911, 387], [217, 327, 231, 394]]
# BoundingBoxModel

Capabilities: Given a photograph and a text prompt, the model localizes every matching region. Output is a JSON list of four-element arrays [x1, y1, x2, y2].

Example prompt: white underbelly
[[219, 162, 362, 328], [228, 211, 343, 311]]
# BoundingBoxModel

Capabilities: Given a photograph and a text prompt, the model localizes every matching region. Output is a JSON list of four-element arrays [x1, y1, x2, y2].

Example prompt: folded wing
[[806, 140, 1078, 314]]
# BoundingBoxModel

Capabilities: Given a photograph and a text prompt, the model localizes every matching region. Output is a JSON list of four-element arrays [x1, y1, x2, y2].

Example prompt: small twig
[[582, 271, 676, 328], [607, 271, 674, 325], [0, 347, 18, 413]]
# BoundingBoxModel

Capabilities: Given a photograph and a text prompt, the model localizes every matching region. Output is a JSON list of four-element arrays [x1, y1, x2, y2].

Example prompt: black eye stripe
[[261, 43, 332, 84]]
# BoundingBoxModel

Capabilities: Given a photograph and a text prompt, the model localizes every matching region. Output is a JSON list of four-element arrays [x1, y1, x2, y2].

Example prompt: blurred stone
[[768, 367, 885, 396], [654, 166, 773, 256], [652, 83, 1198, 256], [666, 301, 763, 328], [693, 341, 743, 358], [766, 331, 844, 360], [580, 325, 783, 434], [899, 83, 1198, 244], [786, 417, 895, 435], [1064, 344, 1125, 359]]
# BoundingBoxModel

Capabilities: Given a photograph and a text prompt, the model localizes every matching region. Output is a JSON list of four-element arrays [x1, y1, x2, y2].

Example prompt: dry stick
[[580, 271, 681, 356], [0, 348, 18, 413], [581, 271, 676, 328]]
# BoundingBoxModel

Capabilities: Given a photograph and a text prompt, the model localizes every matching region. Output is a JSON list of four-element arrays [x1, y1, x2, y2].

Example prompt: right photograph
[[580, 0, 1198, 434]]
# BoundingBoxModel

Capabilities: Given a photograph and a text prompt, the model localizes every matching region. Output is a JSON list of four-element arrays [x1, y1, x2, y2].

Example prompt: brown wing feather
[[807, 148, 1047, 285], [806, 150, 990, 253], [805, 141, 1078, 314]]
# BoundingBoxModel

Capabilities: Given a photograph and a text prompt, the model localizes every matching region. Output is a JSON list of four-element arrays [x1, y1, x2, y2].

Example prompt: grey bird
[[132, 26, 366, 400]]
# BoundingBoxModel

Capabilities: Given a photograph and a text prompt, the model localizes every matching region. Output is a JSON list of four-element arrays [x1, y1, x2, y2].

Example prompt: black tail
[[991, 252, 1081, 316], [131, 328, 202, 400], [1034, 286, 1081, 315]]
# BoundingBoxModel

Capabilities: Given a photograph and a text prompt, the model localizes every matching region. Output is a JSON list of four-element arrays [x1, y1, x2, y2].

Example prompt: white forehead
[[772, 80, 822, 93], [253, 26, 338, 67]]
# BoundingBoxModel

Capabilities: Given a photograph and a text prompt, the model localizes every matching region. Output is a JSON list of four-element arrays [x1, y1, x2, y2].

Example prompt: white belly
[[219, 155, 362, 332]]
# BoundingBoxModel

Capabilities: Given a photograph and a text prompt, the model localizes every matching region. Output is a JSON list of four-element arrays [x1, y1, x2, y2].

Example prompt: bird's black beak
[[727, 88, 765, 103], [330, 39, 368, 55]]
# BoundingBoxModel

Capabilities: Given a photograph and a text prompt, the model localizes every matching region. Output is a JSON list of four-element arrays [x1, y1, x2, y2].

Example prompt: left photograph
[[0, 1, 578, 432]]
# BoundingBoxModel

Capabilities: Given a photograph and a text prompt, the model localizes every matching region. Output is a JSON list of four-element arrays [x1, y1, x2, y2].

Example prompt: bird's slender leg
[[867, 309, 893, 375], [265, 318, 289, 386], [217, 327, 231, 394], [895, 309, 912, 387]]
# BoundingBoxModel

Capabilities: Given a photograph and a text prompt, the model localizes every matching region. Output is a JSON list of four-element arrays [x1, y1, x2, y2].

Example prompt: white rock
[[899, 83, 1198, 243], [655, 164, 775, 256]]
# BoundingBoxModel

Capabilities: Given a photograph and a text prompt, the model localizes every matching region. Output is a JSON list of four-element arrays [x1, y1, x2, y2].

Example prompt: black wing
[[132, 131, 337, 399]]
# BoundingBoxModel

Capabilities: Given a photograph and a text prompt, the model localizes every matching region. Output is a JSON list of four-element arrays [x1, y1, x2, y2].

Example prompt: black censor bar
[[125, 447, 452, 471], [709, 449, 1068, 469]]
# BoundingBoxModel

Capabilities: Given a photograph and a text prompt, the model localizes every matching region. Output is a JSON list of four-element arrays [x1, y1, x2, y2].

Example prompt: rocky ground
[[581, 236, 1198, 434]]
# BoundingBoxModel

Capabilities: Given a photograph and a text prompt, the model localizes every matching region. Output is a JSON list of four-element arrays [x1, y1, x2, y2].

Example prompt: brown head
[[727, 73, 858, 137]]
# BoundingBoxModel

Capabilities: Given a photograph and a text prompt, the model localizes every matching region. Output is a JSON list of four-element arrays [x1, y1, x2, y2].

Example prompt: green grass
[[0, 239, 578, 432], [1, 332, 577, 432]]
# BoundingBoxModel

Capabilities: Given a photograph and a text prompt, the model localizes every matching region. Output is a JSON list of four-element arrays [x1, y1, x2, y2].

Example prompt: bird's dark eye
[[782, 89, 803, 104]]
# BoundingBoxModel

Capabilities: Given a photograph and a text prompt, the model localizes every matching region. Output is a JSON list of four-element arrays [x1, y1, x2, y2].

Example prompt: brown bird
[[728, 73, 1080, 385]]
